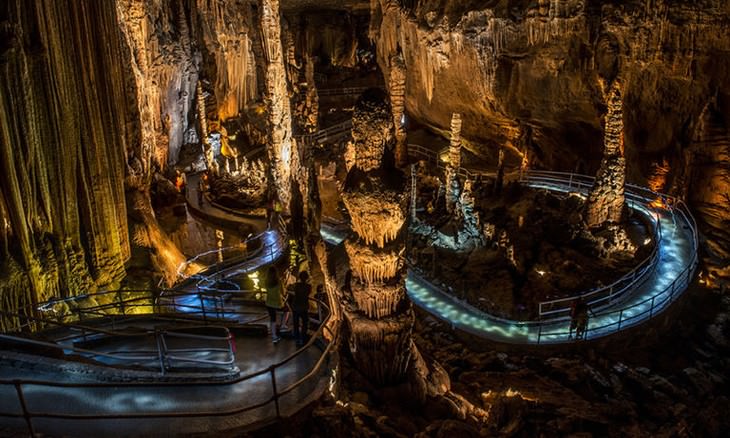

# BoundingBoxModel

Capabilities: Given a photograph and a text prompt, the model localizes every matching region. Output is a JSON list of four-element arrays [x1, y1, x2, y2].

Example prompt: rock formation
[[445, 113, 462, 213], [339, 89, 412, 385], [0, 0, 131, 326], [585, 81, 626, 228], [389, 53, 408, 168], [261, 0, 296, 208]]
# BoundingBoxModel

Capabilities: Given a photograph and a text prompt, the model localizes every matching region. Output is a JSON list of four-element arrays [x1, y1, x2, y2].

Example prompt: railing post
[[649, 296, 655, 318], [198, 289, 207, 324], [617, 310, 623, 331], [270, 366, 281, 417], [537, 324, 542, 344], [13, 381, 34, 436], [117, 289, 125, 315]]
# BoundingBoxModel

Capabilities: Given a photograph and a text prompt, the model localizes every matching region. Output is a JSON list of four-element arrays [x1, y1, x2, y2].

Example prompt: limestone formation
[[446, 113, 462, 213], [389, 54, 408, 168], [0, 0, 130, 325], [585, 81, 626, 228], [261, 0, 296, 208]]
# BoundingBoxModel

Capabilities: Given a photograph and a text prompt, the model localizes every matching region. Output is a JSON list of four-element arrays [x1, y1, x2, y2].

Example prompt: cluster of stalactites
[[342, 192, 407, 249], [345, 239, 403, 285], [351, 281, 406, 320]]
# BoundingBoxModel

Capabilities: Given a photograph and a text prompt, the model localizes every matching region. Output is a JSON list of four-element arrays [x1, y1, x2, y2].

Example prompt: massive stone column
[[340, 90, 413, 385], [389, 54, 408, 168], [260, 0, 296, 208], [585, 81, 626, 227], [446, 113, 463, 213]]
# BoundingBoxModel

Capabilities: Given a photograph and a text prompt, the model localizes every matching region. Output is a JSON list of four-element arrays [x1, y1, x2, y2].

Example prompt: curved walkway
[[405, 171, 698, 344]]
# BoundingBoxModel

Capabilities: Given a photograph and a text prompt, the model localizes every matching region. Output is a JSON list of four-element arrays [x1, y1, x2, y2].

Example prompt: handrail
[[522, 172, 664, 318], [407, 170, 699, 344], [0, 295, 339, 434], [317, 86, 370, 97]]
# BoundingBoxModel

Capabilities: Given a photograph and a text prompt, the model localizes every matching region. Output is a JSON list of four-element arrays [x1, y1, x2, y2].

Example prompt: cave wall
[[116, 0, 261, 167], [0, 0, 132, 322]]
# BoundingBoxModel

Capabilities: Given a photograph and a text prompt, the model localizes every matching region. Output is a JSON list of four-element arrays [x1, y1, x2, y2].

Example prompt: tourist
[[265, 266, 284, 344], [573, 298, 594, 340], [291, 271, 312, 347], [569, 298, 580, 339]]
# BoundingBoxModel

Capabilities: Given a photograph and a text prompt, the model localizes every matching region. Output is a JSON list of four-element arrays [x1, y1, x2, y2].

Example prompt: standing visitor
[[291, 271, 312, 347], [265, 266, 284, 344]]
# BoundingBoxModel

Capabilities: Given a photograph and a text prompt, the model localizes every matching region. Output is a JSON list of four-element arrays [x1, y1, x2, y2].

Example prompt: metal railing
[[407, 170, 699, 344], [317, 86, 370, 97], [0, 317, 236, 375], [521, 172, 665, 318], [297, 119, 352, 146], [0, 292, 338, 436]]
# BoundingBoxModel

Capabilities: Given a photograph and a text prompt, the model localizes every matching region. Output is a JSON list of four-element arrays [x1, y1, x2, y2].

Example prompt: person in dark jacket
[[291, 271, 312, 346]]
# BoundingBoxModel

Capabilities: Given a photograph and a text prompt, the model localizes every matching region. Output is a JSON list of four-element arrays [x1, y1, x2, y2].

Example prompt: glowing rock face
[[446, 113, 462, 213], [585, 82, 626, 228], [389, 54, 408, 168], [261, 0, 295, 208]]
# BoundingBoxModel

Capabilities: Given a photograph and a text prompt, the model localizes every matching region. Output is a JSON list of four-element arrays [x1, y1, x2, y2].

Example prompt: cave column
[[389, 54, 408, 168], [261, 0, 296, 208], [340, 93, 413, 385], [196, 81, 218, 175], [585, 81, 626, 227], [446, 113, 462, 213], [304, 55, 319, 134]]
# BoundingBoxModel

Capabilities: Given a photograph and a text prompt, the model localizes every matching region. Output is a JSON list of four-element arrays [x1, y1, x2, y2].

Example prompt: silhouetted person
[[570, 297, 594, 340], [291, 271, 312, 347]]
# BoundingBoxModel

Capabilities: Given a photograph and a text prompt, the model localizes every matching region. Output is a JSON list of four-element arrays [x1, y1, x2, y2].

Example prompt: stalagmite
[[261, 0, 296, 208], [446, 113, 463, 213], [197, 81, 217, 175], [585, 81, 626, 228], [304, 56, 320, 134], [389, 54, 408, 168]]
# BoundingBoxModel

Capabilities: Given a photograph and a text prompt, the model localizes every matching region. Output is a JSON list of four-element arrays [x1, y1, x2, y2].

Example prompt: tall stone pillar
[[261, 0, 295, 208], [340, 90, 413, 385], [389, 54, 408, 168], [196, 81, 218, 175], [585, 81, 626, 227], [446, 113, 462, 213]]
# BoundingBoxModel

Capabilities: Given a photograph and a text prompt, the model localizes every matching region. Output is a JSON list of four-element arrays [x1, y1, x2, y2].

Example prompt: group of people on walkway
[[264, 265, 322, 347]]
